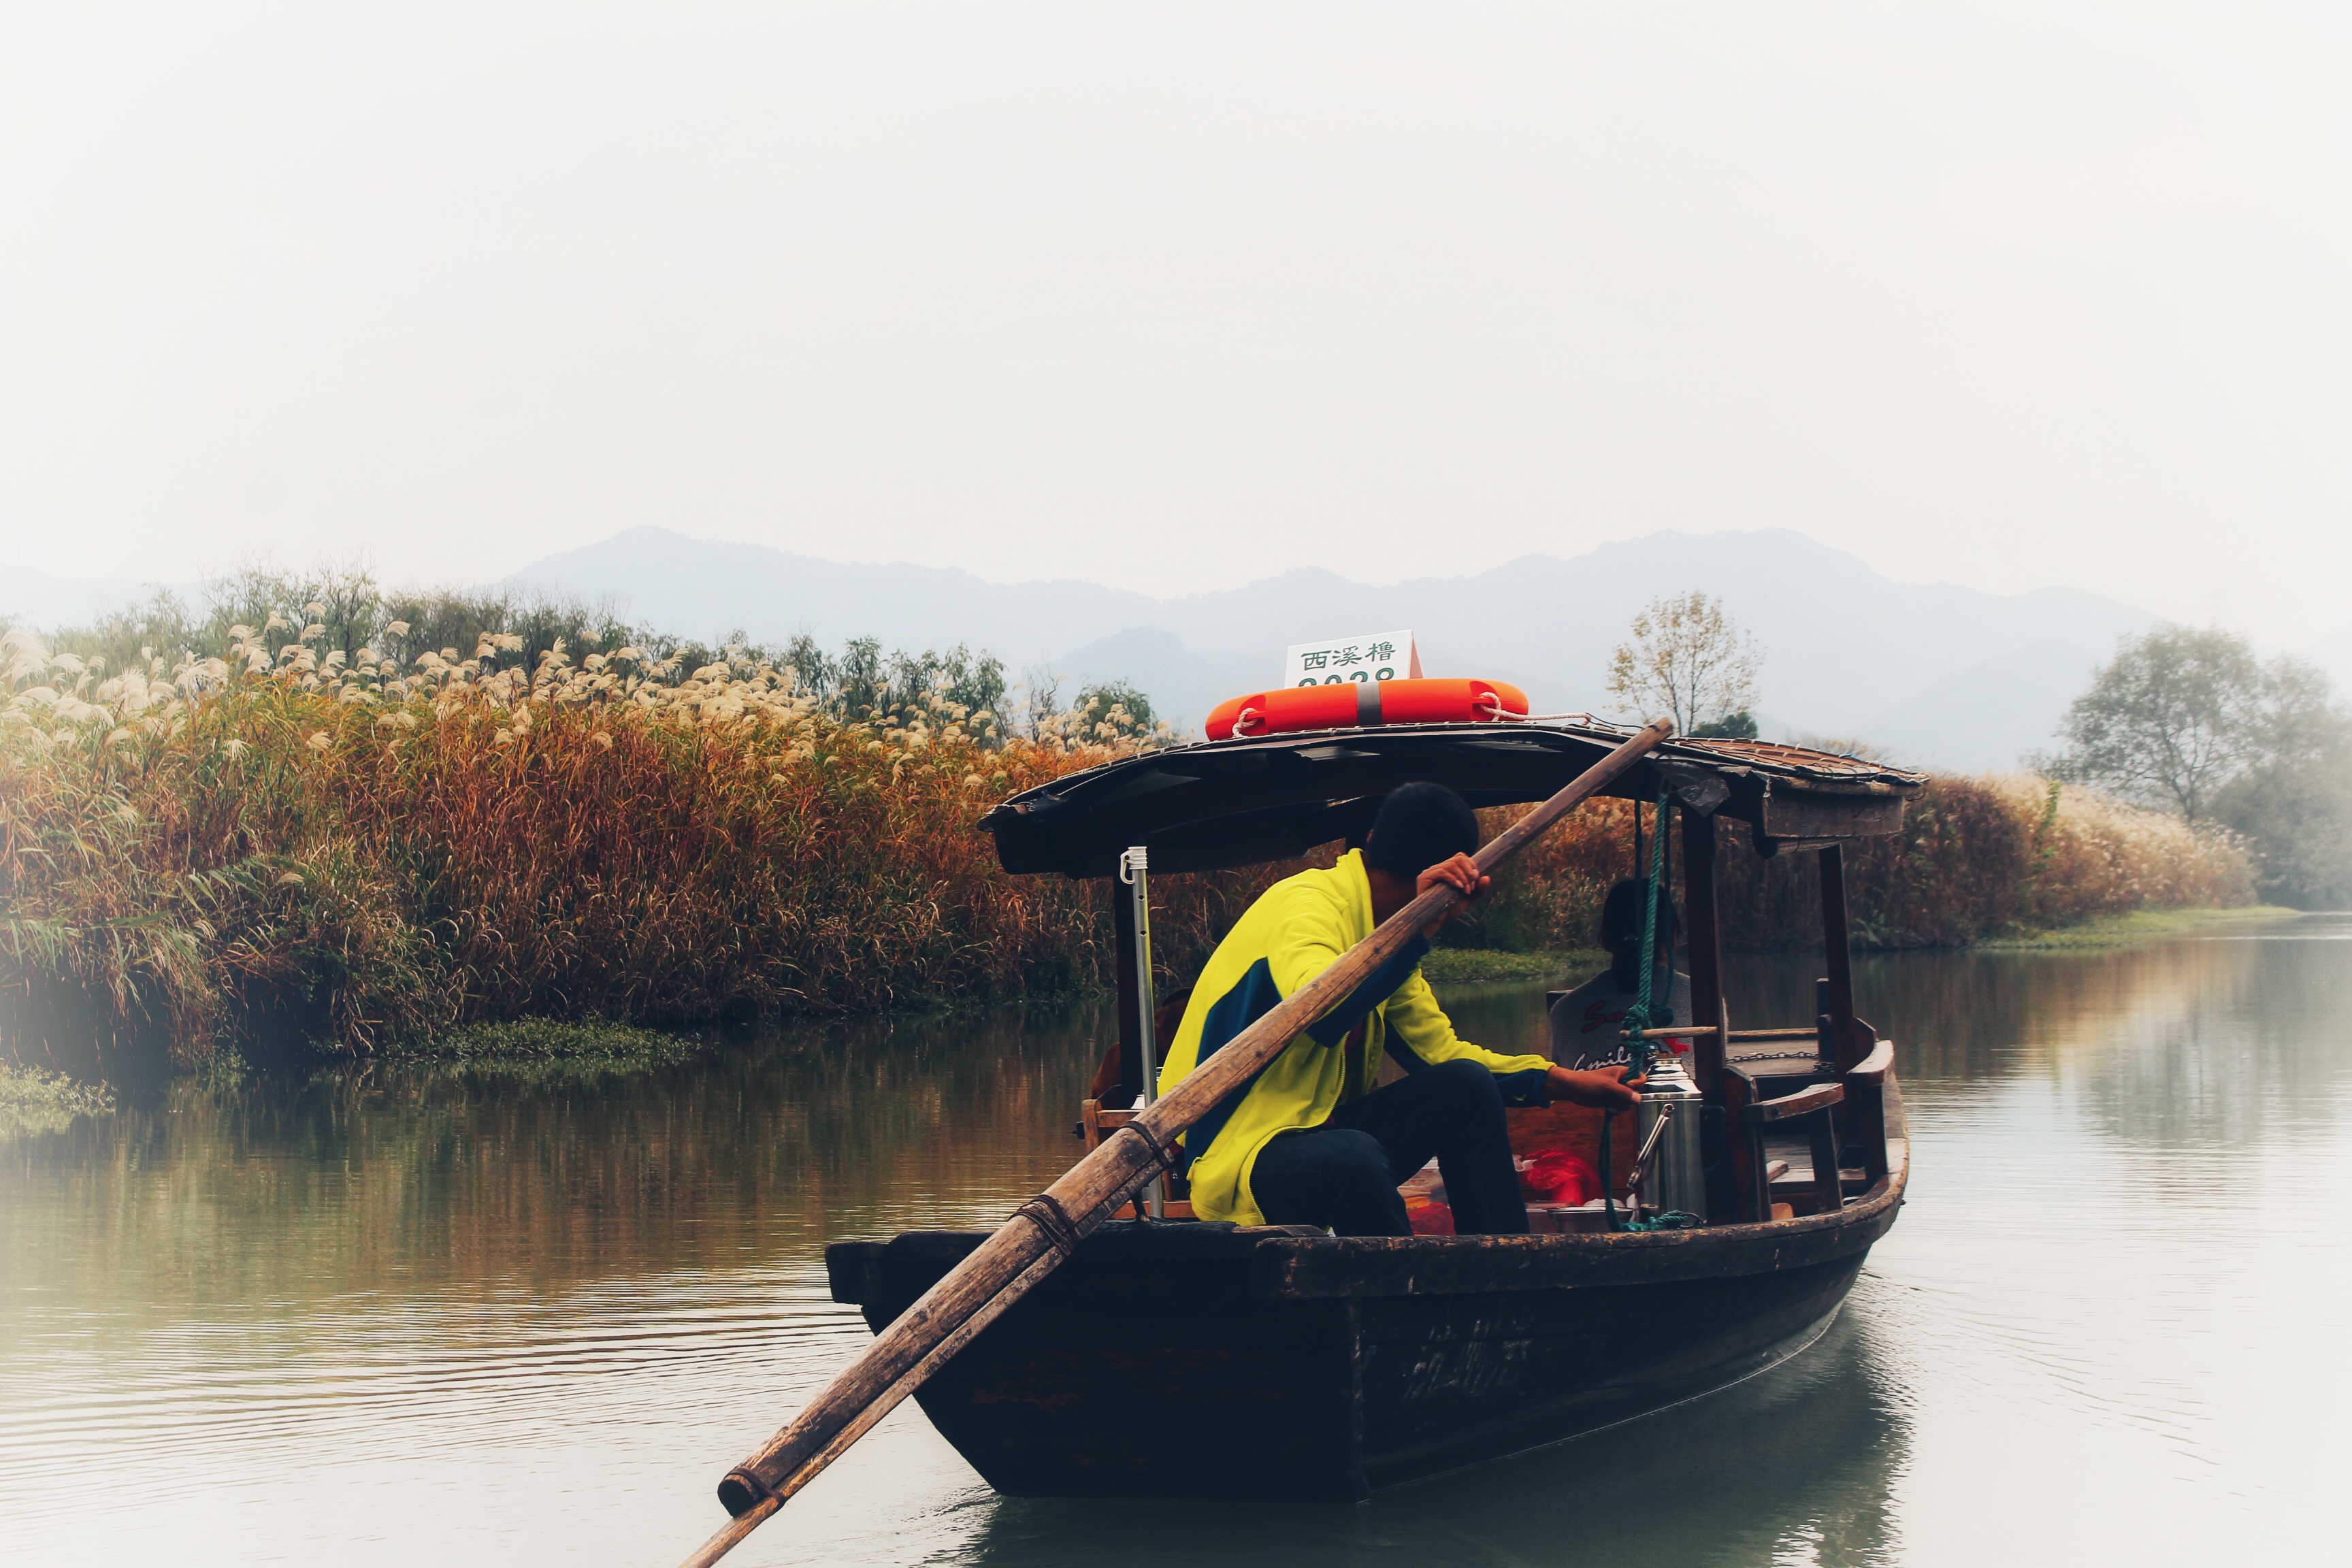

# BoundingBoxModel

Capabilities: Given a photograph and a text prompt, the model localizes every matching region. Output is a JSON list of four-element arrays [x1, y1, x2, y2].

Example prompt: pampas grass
[[1, 618, 2254, 1072], [1466, 774, 2251, 953], [0, 622, 1228, 1071]]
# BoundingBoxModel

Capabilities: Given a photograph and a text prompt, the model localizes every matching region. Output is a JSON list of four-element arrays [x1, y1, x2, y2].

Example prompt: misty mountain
[[497, 527, 2153, 770], [0, 566, 167, 632], [1854, 641, 2098, 772], [1048, 629, 1260, 732], [19, 526, 2339, 773]]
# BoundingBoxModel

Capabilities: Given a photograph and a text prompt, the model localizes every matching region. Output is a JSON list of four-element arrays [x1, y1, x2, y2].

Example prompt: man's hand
[[1414, 852, 1490, 936], [1546, 1063, 1646, 1110]]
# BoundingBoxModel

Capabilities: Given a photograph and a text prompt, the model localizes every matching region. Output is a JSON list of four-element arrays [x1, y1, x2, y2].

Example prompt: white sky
[[1, 3, 2347, 640]]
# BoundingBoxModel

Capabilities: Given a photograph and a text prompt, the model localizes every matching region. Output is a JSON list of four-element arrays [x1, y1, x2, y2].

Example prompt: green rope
[[1621, 780, 1673, 1077], [1602, 780, 1675, 1233]]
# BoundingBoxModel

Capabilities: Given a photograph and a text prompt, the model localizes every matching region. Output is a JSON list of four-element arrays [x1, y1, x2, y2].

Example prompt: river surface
[[5, 919, 2349, 1566]]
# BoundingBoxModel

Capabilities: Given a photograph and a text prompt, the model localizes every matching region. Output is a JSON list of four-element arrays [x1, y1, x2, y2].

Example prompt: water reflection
[[2, 998, 1112, 1309], [3, 921, 2347, 1565], [0, 1000, 1114, 1564], [957, 1298, 1906, 1567]]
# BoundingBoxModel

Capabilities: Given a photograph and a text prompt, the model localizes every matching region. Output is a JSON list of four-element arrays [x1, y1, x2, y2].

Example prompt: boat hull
[[827, 1152, 1903, 1501]]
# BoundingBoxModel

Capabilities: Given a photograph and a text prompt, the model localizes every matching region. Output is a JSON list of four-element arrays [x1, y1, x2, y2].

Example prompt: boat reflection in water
[[958, 1288, 1908, 1567], [3, 921, 2348, 1565]]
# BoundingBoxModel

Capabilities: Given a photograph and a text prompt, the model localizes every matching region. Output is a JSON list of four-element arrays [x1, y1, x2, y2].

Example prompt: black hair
[[1363, 782, 1482, 878], [1601, 877, 1680, 990]]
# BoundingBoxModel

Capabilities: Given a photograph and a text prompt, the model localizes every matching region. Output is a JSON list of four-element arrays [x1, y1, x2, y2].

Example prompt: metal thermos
[[1635, 1061, 1707, 1221]]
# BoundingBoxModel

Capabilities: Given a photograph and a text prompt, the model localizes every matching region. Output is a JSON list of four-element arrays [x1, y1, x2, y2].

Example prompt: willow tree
[[1605, 591, 1762, 736], [2215, 657, 2352, 906], [2052, 625, 2352, 905], [2050, 626, 2267, 823]]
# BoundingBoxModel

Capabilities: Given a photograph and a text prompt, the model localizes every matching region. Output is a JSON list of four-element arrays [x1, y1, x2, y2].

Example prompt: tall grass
[[1, 616, 2253, 1074], [1464, 773, 2251, 953], [14, 566, 1022, 740], [0, 622, 1235, 1075]]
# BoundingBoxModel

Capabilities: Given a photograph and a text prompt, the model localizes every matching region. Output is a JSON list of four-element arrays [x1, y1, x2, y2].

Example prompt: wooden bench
[[1742, 1080, 1846, 1218], [1731, 1034, 1893, 1217]]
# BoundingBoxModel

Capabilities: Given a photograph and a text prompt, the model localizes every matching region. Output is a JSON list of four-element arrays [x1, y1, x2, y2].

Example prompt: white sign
[[1283, 630, 1422, 688]]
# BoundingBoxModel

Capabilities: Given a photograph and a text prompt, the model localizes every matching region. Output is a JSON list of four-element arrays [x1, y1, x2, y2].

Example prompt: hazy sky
[[3, 3, 2347, 640]]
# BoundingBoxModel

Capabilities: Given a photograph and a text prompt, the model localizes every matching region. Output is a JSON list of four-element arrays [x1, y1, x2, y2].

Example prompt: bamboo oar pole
[[677, 1245, 1066, 1563], [679, 718, 1676, 1568]]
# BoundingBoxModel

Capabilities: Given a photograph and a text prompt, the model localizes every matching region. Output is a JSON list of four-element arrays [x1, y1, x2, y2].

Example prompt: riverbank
[[0, 625, 1267, 1075], [2, 625, 2257, 1073], [1426, 901, 2292, 983], [1422, 947, 1607, 983], [1465, 772, 2252, 955], [377, 1017, 707, 1068], [1976, 904, 2303, 949], [4, 905, 2296, 1134]]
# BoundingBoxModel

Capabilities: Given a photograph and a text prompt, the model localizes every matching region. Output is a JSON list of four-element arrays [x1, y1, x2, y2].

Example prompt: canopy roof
[[979, 720, 1927, 879]]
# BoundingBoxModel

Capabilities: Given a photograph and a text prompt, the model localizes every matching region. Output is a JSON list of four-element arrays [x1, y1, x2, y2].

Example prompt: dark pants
[[1250, 1058, 1528, 1237]]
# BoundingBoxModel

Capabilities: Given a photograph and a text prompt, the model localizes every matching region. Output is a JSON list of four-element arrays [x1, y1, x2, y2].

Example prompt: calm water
[[5, 921, 2350, 1567]]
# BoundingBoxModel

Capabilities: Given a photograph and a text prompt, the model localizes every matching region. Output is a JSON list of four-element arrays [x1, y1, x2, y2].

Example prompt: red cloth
[[1522, 1149, 1600, 1205], [1409, 1202, 1456, 1236]]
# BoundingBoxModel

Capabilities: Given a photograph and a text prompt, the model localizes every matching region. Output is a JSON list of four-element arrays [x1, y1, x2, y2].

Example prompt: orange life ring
[[1206, 678, 1529, 741]]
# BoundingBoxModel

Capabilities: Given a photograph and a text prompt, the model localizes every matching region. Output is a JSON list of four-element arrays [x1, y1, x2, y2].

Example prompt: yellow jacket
[[1157, 849, 1554, 1225]]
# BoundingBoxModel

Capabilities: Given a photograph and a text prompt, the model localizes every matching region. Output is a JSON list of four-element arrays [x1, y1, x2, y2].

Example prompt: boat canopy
[[980, 721, 1927, 879]]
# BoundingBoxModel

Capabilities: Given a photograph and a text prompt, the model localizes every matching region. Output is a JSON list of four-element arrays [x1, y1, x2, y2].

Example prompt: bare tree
[[1013, 662, 1067, 740], [1605, 592, 1762, 735]]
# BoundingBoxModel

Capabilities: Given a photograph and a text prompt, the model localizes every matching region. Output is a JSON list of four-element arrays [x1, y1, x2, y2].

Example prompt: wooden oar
[[676, 717, 1676, 1568]]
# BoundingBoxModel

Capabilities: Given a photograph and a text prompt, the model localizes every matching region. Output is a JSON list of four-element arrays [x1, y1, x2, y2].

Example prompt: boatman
[[1548, 878, 1693, 1071], [1158, 782, 1646, 1236]]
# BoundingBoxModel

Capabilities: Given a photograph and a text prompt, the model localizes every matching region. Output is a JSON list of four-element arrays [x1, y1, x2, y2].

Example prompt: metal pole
[[1623, 1102, 1676, 1205], [1118, 845, 1162, 1219]]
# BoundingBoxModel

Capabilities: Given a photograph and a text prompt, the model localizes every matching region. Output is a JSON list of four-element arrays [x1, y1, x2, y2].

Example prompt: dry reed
[[1, 623, 2253, 1072], [0, 623, 1254, 1072], [1467, 773, 2251, 953]]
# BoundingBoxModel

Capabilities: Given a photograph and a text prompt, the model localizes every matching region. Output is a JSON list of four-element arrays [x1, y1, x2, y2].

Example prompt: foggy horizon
[[5, 4, 2349, 644], [2, 519, 2321, 642]]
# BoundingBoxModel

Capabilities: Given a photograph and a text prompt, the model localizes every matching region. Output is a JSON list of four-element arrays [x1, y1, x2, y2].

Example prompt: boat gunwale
[[828, 1109, 1908, 1307], [1243, 1072, 1909, 1296], [1251, 1149, 1904, 1298]]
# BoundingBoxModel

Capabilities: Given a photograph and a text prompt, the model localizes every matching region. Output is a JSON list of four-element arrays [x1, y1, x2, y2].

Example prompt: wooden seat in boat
[[1079, 1100, 1196, 1219], [1727, 1028, 1894, 1217]]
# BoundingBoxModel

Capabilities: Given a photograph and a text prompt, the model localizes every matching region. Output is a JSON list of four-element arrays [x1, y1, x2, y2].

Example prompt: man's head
[[1365, 782, 1482, 879], [1601, 876, 1680, 977]]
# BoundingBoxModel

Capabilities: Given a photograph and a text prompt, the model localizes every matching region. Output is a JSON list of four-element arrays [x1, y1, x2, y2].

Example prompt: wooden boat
[[826, 719, 1923, 1501]]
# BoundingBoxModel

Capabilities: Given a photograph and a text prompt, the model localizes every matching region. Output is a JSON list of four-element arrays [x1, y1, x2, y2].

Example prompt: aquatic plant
[[376, 1017, 704, 1065], [0, 1060, 116, 1139]]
